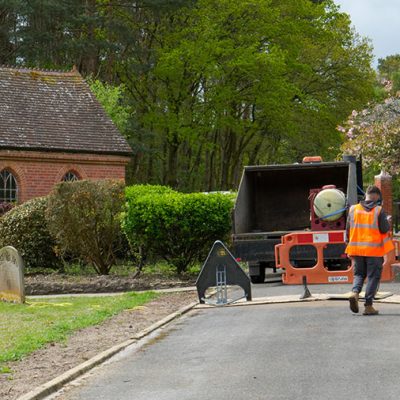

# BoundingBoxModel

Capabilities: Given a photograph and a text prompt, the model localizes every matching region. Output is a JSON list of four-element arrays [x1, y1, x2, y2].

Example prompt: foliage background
[[0, 0, 376, 192]]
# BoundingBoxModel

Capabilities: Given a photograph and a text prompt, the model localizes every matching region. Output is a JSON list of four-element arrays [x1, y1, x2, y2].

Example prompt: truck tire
[[249, 262, 266, 284]]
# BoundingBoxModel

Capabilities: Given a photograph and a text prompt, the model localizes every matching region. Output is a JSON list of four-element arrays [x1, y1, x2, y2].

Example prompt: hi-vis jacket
[[345, 203, 394, 257]]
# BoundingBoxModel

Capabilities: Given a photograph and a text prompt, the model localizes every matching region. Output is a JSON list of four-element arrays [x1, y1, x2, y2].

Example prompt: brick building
[[0, 66, 132, 203]]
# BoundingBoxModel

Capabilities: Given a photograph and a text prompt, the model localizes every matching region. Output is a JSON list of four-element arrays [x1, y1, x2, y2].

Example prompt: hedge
[[122, 185, 234, 274]]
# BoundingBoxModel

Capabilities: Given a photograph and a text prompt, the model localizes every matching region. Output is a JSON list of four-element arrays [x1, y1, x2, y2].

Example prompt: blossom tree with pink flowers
[[340, 92, 400, 174]]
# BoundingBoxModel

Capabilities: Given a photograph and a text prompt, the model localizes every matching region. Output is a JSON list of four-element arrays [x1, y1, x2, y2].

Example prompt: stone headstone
[[0, 246, 25, 303]]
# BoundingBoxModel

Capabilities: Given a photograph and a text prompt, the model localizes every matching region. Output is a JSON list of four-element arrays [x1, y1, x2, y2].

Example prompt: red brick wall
[[374, 171, 393, 218], [0, 150, 130, 203]]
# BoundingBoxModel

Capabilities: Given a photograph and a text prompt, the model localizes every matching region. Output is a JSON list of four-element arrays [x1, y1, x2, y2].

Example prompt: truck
[[232, 155, 362, 283]]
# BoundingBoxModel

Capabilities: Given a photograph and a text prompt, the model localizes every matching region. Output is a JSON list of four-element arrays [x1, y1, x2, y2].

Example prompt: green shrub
[[123, 185, 175, 268], [122, 186, 234, 274], [125, 184, 174, 201], [0, 197, 60, 270], [46, 179, 126, 275]]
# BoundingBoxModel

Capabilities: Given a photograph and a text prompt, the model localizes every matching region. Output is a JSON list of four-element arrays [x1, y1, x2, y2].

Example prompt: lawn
[[0, 291, 158, 370]]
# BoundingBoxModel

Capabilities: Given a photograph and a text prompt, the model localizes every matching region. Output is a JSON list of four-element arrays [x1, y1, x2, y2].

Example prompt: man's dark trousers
[[352, 256, 384, 305]]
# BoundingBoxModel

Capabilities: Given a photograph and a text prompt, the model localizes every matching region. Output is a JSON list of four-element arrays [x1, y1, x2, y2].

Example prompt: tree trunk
[[79, 0, 100, 76], [167, 137, 179, 188]]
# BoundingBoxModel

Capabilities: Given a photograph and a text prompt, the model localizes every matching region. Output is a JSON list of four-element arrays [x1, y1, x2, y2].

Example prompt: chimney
[[374, 171, 393, 217]]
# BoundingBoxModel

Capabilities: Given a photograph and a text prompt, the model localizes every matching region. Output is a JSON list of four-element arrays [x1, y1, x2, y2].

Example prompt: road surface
[[51, 283, 400, 400]]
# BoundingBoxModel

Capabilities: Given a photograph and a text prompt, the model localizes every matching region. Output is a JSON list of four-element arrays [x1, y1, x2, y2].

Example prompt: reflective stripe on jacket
[[345, 203, 394, 256]]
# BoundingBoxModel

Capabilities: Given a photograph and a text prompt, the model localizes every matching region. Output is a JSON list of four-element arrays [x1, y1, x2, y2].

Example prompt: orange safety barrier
[[275, 230, 396, 285], [391, 236, 400, 277]]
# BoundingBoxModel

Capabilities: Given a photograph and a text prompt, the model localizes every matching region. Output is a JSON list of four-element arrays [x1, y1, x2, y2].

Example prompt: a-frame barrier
[[196, 240, 252, 305]]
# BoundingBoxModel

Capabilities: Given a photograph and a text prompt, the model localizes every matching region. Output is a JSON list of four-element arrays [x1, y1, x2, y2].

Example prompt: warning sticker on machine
[[328, 276, 349, 283]]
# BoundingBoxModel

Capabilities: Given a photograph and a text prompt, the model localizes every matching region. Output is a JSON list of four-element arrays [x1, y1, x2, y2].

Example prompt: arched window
[[62, 171, 80, 182], [0, 169, 18, 202]]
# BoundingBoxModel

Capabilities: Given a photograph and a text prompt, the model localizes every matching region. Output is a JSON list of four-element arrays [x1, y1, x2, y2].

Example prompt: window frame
[[0, 169, 18, 203], [62, 171, 80, 182]]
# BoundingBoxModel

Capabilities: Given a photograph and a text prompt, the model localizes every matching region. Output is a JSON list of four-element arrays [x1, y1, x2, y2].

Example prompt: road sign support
[[196, 240, 252, 306]]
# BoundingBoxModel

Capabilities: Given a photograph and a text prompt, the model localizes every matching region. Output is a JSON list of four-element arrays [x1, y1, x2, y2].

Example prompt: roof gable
[[0, 66, 132, 155]]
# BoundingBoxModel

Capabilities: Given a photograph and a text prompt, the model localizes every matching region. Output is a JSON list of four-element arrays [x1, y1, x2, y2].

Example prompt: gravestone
[[0, 246, 25, 303]]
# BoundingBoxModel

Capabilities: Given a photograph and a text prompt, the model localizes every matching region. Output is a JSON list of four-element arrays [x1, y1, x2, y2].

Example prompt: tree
[[378, 54, 400, 95], [0, 0, 139, 76], [378, 54, 400, 78], [116, 0, 375, 190], [0, 0, 19, 65], [340, 94, 400, 174], [0, 0, 376, 192], [89, 79, 129, 134]]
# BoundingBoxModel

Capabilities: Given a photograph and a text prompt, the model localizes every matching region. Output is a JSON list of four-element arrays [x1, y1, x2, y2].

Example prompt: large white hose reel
[[313, 187, 346, 222]]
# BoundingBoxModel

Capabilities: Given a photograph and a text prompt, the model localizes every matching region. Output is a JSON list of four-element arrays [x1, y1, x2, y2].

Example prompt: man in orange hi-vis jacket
[[346, 185, 394, 315]]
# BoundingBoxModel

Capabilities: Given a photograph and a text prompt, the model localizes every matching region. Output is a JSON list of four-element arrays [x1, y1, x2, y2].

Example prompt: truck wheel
[[249, 262, 266, 284]]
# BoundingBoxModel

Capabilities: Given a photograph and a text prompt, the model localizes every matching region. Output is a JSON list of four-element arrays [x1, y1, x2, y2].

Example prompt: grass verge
[[0, 291, 158, 371]]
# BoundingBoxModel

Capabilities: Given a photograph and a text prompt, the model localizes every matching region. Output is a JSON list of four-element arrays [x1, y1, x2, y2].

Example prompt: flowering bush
[[340, 95, 400, 174]]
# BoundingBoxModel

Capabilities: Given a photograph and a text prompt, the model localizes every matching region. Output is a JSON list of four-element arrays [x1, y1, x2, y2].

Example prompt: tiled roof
[[0, 66, 132, 155]]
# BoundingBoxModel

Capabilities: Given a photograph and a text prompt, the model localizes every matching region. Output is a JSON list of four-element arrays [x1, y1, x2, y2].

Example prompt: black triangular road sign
[[196, 240, 252, 304]]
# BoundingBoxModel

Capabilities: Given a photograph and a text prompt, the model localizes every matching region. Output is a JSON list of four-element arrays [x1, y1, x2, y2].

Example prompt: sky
[[334, 0, 400, 67]]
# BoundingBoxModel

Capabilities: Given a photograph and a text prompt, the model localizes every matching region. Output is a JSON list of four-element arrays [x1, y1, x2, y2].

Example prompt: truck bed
[[233, 162, 352, 234], [232, 231, 289, 263]]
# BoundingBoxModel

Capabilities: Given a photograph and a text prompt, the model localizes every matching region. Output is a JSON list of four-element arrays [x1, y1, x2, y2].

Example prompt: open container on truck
[[232, 156, 361, 283]]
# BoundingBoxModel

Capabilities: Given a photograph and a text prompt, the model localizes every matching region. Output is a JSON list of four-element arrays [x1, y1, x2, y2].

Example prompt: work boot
[[349, 291, 359, 313], [363, 305, 379, 316]]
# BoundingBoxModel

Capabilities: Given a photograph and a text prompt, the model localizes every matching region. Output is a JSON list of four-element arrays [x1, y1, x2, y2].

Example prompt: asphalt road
[[250, 280, 400, 298], [53, 283, 400, 400]]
